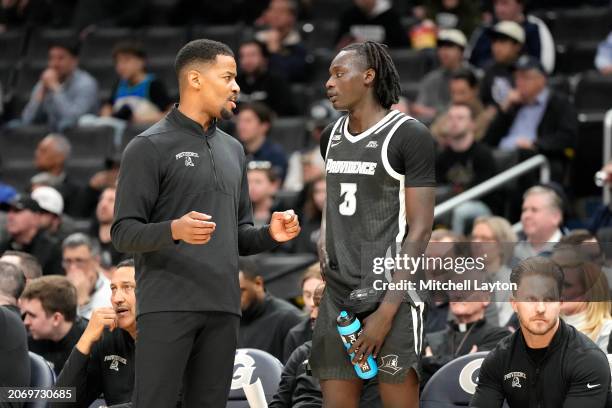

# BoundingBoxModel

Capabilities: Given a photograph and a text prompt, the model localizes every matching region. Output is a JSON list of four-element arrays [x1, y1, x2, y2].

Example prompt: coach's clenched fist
[[171, 211, 216, 244]]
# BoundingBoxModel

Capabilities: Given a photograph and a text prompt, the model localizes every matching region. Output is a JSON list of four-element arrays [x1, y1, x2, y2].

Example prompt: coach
[[111, 39, 300, 408]]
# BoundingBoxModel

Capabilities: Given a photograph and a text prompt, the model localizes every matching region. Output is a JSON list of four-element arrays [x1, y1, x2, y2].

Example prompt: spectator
[[0, 261, 26, 317], [514, 186, 564, 259], [291, 176, 325, 254], [20, 275, 88, 375], [467, 0, 555, 73], [100, 41, 172, 124], [237, 102, 288, 181], [421, 276, 511, 386], [271, 282, 325, 408], [419, 0, 481, 37], [237, 259, 303, 361], [553, 246, 612, 352], [0, 250, 43, 282], [0, 305, 30, 397], [0, 195, 63, 276], [255, 0, 309, 82], [284, 99, 337, 192], [470, 215, 517, 326], [91, 186, 124, 274], [435, 103, 497, 234], [470, 257, 610, 407], [236, 40, 297, 116], [335, 0, 408, 48], [283, 263, 323, 362], [479, 21, 524, 109], [53, 259, 137, 407], [247, 162, 280, 227], [431, 68, 496, 142], [31, 134, 87, 218], [483, 55, 577, 182], [21, 40, 99, 132], [31, 185, 77, 242], [412, 29, 469, 122], [595, 31, 612, 75], [62, 233, 111, 320]]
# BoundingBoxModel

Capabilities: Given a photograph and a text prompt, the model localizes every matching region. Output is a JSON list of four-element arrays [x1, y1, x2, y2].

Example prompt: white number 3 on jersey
[[339, 183, 357, 216]]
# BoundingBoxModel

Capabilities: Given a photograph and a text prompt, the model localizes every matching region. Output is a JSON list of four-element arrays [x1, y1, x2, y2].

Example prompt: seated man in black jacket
[[483, 55, 577, 182], [237, 259, 303, 361], [53, 259, 136, 407], [471, 257, 610, 408]]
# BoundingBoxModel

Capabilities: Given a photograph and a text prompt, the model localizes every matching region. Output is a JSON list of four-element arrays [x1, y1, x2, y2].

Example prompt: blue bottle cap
[[339, 311, 348, 318]]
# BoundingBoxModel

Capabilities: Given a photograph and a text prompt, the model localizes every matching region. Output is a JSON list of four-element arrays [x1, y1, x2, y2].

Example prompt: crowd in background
[[1, 0, 612, 406]]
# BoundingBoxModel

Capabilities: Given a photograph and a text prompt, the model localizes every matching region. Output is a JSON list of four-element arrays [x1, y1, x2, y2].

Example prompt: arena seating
[[228, 348, 284, 408], [26, 351, 56, 408]]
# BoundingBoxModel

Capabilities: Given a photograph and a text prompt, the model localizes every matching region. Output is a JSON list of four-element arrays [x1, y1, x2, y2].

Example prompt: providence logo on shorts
[[378, 354, 402, 375]]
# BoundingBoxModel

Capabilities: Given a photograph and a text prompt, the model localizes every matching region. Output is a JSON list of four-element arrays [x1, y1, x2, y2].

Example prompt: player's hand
[[171, 211, 216, 245], [348, 309, 393, 364], [269, 210, 300, 242], [41, 68, 60, 92], [77, 307, 117, 355]]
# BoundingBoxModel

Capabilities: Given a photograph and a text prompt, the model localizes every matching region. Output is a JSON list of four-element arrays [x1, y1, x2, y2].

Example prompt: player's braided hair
[[342, 41, 401, 109]]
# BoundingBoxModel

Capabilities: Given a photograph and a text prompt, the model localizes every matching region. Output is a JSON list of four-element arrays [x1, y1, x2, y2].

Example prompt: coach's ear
[[364, 67, 376, 87], [187, 70, 202, 90]]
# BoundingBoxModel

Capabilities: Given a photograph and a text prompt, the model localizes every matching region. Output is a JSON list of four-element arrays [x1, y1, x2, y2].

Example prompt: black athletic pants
[[132, 311, 240, 408]]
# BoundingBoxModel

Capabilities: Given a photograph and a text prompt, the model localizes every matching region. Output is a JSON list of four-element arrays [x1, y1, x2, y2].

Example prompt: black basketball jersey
[[321, 110, 435, 309]]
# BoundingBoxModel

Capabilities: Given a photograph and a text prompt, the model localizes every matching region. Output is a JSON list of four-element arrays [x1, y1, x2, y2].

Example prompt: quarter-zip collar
[[168, 104, 218, 139]]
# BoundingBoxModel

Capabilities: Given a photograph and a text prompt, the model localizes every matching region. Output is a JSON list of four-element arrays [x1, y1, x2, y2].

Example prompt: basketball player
[[311, 41, 436, 408]]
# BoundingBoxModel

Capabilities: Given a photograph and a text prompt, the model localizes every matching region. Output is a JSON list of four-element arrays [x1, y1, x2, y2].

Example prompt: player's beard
[[220, 107, 234, 120]]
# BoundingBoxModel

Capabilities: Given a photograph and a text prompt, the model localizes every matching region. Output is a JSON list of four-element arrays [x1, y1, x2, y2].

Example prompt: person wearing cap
[[100, 41, 173, 124], [31, 185, 78, 243], [479, 21, 525, 109], [0, 194, 63, 276], [21, 39, 99, 132], [412, 28, 470, 122], [483, 55, 577, 182], [467, 0, 554, 73]]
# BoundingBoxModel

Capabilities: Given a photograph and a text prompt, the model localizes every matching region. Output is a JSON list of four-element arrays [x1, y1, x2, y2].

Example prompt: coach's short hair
[[0, 261, 26, 300], [175, 39, 234, 78], [116, 258, 135, 269], [21, 276, 77, 322], [510, 257, 564, 296], [1, 250, 42, 280]]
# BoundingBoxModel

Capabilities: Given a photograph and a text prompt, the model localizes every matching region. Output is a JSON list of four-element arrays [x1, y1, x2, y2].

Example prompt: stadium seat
[[302, 20, 338, 51], [147, 57, 179, 102], [390, 49, 431, 82], [310, 49, 335, 86], [227, 348, 284, 408], [574, 73, 612, 115], [0, 30, 26, 64], [555, 42, 599, 75], [15, 61, 47, 99], [268, 116, 308, 156], [64, 126, 115, 163], [421, 351, 504, 408], [25, 29, 77, 63], [25, 351, 56, 408], [80, 28, 136, 63], [0, 125, 48, 166], [79, 61, 116, 98], [400, 81, 420, 102], [290, 83, 315, 116], [308, 0, 351, 21], [140, 27, 188, 59], [552, 7, 612, 45], [191, 25, 250, 53], [548, 75, 571, 97]]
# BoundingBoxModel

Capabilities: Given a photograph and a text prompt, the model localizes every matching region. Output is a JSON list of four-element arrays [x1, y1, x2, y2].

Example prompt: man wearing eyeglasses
[[61, 233, 112, 319], [53, 259, 139, 408]]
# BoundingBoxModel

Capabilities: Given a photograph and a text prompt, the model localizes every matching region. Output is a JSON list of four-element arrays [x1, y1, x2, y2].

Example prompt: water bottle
[[336, 310, 378, 379]]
